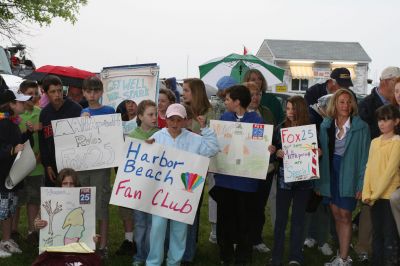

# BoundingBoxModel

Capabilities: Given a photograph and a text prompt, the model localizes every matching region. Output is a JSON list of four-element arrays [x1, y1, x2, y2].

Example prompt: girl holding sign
[[128, 100, 159, 266], [0, 89, 33, 258], [146, 103, 218, 266], [317, 89, 370, 266], [269, 96, 314, 266], [362, 104, 400, 266]]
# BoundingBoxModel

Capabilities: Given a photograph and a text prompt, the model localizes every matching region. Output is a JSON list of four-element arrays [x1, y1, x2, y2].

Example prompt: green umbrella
[[199, 53, 285, 88]]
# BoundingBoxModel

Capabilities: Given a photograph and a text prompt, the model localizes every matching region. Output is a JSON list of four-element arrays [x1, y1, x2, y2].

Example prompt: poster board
[[280, 125, 320, 182], [208, 120, 273, 179], [52, 114, 124, 172], [39, 187, 96, 253], [5, 140, 36, 189], [110, 138, 210, 225]]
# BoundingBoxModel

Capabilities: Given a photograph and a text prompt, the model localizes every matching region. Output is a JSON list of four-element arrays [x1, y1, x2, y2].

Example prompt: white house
[[256, 39, 372, 95]]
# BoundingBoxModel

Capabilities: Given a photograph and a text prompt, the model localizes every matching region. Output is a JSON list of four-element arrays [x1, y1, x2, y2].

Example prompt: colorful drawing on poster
[[180, 172, 205, 193], [62, 207, 85, 245]]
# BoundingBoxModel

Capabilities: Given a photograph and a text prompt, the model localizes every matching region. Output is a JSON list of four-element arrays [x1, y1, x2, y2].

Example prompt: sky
[[5, 0, 400, 83]]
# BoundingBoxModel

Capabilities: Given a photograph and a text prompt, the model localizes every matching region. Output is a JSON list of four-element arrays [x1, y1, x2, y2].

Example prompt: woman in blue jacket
[[316, 89, 370, 266]]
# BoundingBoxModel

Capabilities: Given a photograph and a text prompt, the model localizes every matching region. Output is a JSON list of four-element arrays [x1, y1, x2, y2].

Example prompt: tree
[[0, 0, 88, 40]]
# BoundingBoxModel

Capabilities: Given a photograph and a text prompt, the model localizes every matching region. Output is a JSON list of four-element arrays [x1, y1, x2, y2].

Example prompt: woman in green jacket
[[316, 89, 370, 266]]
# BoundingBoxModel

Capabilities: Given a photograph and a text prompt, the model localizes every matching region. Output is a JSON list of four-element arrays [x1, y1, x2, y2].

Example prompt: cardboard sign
[[52, 114, 124, 172], [208, 120, 273, 179], [110, 138, 210, 225], [39, 187, 96, 253], [280, 125, 319, 182], [101, 65, 159, 110]]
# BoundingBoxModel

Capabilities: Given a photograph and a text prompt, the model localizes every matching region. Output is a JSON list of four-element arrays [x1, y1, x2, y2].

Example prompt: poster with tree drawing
[[39, 187, 96, 253]]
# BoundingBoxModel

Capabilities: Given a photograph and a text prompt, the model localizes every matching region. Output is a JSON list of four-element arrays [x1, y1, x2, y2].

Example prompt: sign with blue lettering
[[52, 114, 124, 172], [280, 124, 320, 182], [109, 138, 210, 225]]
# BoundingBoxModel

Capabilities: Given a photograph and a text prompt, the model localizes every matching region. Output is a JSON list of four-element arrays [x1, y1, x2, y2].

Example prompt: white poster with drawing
[[280, 125, 320, 183], [39, 187, 96, 253], [110, 138, 210, 225], [52, 114, 124, 172], [208, 120, 273, 179], [100, 64, 159, 110]]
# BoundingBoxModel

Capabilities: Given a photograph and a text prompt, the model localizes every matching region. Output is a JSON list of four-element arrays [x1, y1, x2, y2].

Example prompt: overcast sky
[[8, 0, 400, 83]]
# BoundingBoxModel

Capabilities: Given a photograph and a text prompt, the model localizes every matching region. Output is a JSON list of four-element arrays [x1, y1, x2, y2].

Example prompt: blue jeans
[[272, 188, 311, 265], [182, 211, 199, 262], [133, 210, 151, 262], [146, 215, 188, 266]]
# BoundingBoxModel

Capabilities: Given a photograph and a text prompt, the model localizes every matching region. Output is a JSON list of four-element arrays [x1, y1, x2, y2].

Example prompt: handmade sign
[[208, 120, 273, 179], [52, 114, 124, 172], [280, 124, 319, 182], [101, 65, 159, 110], [39, 187, 96, 253], [5, 140, 36, 189], [110, 138, 210, 225], [122, 119, 137, 136]]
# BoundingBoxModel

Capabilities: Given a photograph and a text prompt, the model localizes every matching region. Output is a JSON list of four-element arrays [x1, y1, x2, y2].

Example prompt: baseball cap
[[380, 66, 400, 80], [330, 68, 353, 87], [166, 103, 187, 119], [216, 76, 237, 91], [0, 89, 32, 105]]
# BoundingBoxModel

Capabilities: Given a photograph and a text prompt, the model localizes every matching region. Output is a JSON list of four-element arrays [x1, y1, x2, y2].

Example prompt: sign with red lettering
[[280, 125, 319, 182], [109, 138, 210, 225]]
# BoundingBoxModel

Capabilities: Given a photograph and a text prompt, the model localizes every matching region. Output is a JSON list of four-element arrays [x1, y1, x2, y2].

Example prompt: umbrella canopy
[[199, 53, 285, 88], [25, 65, 96, 88]]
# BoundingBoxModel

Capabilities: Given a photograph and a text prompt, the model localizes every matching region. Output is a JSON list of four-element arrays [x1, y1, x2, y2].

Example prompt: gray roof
[[259, 39, 371, 62]]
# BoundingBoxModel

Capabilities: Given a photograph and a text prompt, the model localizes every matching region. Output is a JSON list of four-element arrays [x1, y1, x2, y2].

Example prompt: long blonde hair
[[326, 89, 358, 118]]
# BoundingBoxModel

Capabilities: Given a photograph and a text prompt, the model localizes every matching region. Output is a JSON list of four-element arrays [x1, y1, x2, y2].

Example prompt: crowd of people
[[0, 65, 399, 266]]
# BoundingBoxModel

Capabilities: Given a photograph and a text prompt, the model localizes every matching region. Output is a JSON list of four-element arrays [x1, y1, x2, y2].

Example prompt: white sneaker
[[319, 243, 333, 256], [303, 237, 316, 248], [0, 248, 11, 258], [208, 232, 217, 244], [0, 239, 22, 254], [324, 255, 352, 266], [253, 243, 270, 253]]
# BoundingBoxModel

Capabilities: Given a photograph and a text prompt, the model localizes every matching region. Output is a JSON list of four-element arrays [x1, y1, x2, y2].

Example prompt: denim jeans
[[133, 210, 151, 262], [272, 188, 311, 265]]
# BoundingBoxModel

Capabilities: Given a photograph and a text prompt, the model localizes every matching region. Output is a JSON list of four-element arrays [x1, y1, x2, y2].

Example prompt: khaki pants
[[390, 188, 400, 237], [354, 204, 372, 255]]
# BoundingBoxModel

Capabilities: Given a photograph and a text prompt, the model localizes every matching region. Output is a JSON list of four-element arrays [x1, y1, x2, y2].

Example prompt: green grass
[[2, 183, 366, 265]]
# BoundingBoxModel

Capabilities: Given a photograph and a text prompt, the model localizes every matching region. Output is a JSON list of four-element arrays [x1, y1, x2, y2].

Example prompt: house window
[[291, 79, 308, 91]]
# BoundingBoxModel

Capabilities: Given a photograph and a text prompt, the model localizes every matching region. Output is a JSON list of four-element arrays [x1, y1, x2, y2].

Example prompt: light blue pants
[[146, 215, 188, 266], [133, 210, 152, 262]]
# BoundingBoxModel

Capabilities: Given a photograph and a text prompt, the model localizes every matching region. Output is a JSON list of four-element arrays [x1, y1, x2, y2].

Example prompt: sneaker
[[288, 261, 301, 265], [0, 248, 11, 258], [96, 247, 108, 260], [0, 240, 22, 254], [253, 243, 270, 253], [357, 252, 368, 262], [115, 239, 135, 255], [304, 238, 316, 248], [26, 231, 39, 246], [208, 232, 217, 244], [319, 243, 333, 256], [325, 255, 352, 266]]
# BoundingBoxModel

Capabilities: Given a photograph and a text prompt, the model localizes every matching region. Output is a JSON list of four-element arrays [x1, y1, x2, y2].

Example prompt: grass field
[[1, 184, 367, 266]]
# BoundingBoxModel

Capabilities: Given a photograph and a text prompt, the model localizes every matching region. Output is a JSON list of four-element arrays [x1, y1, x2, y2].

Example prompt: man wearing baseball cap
[[305, 67, 355, 106]]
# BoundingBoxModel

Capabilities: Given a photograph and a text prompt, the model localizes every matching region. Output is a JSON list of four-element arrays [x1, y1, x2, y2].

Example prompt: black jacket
[[39, 98, 82, 173], [305, 81, 328, 106], [359, 87, 383, 139], [0, 119, 31, 191]]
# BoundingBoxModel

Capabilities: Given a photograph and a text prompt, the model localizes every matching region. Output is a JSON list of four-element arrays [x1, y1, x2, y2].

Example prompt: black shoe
[[115, 240, 135, 256], [26, 231, 39, 247], [96, 247, 108, 260]]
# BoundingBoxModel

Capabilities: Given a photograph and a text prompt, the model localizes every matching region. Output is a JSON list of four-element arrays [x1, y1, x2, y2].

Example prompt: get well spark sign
[[109, 138, 210, 225], [280, 125, 319, 183]]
